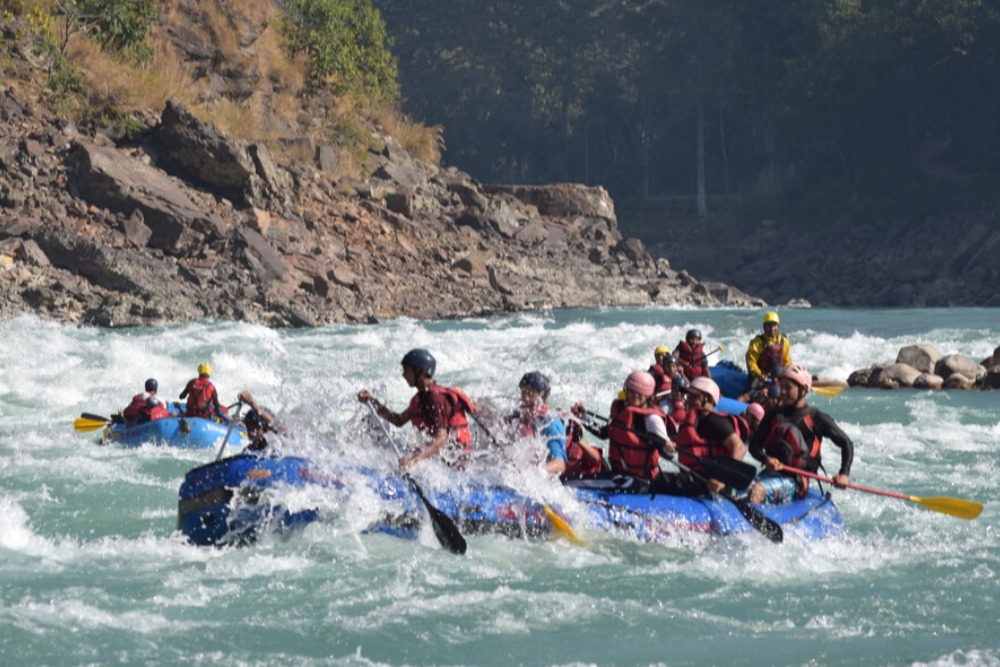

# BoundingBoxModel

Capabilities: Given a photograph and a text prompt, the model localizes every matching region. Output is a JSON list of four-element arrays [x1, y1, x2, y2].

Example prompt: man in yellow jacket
[[745, 311, 792, 381]]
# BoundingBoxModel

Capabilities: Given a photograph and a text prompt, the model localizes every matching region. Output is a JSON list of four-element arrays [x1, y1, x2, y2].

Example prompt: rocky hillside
[[0, 10, 761, 328]]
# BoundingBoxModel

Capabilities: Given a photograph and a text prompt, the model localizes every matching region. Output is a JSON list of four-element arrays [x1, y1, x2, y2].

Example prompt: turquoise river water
[[0, 308, 996, 666]]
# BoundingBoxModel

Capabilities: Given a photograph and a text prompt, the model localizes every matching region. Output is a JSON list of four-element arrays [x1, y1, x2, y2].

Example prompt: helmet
[[144, 378, 158, 392], [401, 348, 436, 377], [624, 370, 655, 397], [244, 409, 267, 430], [686, 328, 702, 341], [519, 371, 551, 397], [781, 364, 812, 393], [687, 377, 721, 406], [662, 354, 679, 365], [745, 402, 765, 421], [763, 311, 780, 325], [197, 362, 212, 377], [767, 383, 781, 398], [672, 372, 689, 391], [654, 345, 671, 356]]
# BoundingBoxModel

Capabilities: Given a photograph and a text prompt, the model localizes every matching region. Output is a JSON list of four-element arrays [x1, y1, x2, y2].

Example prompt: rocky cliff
[[0, 90, 761, 327]]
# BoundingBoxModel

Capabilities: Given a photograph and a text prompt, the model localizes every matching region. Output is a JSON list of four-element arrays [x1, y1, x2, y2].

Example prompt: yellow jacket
[[745, 333, 791, 378]]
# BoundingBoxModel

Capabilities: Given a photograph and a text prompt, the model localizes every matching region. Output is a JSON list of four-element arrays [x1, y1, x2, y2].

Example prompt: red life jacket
[[648, 364, 672, 396], [674, 410, 741, 473], [407, 383, 474, 447], [563, 420, 604, 477], [762, 408, 822, 496], [124, 393, 168, 423], [757, 335, 787, 376], [676, 341, 707, 378], [185, 377, 216, 418], [607, 399, 666, 479]]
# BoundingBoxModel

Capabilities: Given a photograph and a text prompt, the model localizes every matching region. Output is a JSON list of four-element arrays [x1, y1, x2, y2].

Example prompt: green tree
[[281, 0, 398, 103]]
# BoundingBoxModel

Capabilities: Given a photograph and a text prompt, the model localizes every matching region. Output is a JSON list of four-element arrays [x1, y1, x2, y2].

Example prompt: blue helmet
[[402, 348, 436, 377], [686, 328, 702, 341], [519, 371, 551, 397], [144, 378, 158, 392]]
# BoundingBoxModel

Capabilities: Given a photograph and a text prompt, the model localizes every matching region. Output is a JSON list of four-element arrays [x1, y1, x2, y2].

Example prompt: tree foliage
[[374, 0, 1000, 218], [280, 0, 398, 103]]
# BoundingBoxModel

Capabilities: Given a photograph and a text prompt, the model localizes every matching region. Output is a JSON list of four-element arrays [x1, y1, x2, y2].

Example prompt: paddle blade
[[702, 457, 758, 491], [543, 504, 583, 546], [731, 498, 783, 543], [81, 412, 111, 422], [409, 479, 467, 554], [913, 495, 984, 520], [74, 417, 109, 433], [812, 384, 845, 398]]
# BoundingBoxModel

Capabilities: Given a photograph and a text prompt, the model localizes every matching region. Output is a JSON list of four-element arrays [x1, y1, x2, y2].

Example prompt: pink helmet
[[687, 377, 720, 406], [781, 364, 812, 392], [624, 370, 656, 397], [745, 402, 765, 421]]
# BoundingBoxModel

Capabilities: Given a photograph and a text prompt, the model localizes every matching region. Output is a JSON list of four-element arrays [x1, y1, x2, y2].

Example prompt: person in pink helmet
[[744, 402, 766, 438], [746, 364, 854, 504], [658, 376, 748, 497], [571, 370, 672, 485]]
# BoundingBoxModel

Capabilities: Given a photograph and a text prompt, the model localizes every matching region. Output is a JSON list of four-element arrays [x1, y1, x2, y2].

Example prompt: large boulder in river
[[913, 373, 944, 390], [883, 363, 922, 387], [934, 354, 986, 382], [895, 344, 942, 374]]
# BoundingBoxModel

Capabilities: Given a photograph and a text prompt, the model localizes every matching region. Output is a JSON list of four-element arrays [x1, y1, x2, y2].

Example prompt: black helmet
[[662, 354, 679, 365], [519, 371, 551, 397], [401, 348, 436, 377], [686, 328, 702, 341], [144, 378, 158, 392]]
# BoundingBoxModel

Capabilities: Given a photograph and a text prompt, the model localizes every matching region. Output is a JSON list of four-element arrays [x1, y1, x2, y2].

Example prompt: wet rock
[[896, 344, 942, 374]]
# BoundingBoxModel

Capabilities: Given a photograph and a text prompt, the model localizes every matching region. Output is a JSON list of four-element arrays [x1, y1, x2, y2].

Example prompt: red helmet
[[781, 364, 812, 393], [688, 377, 720, 406], [624, 370, 656, 397]]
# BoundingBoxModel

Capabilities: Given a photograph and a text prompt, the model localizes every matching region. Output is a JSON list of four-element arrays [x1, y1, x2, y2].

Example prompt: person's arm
[[814, 410, 853, 486], [357, 390, 410, 427], [179, 381, 190, 400], [747, 412, 774, 463], [745, 337, 765, 378], [401, 427, 448, 468], [542, 418, 568, 474]]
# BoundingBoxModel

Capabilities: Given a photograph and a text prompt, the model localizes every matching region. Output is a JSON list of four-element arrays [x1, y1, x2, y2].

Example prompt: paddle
[[469, 412, 582, 545], [365, 401, 467, 554], [811, 384, 846, 398], [582, 411, 757, 491], [74, 413, 111, 433], [581, 410, 781, 542], [215, 401, 243, 461], [781, 465, 983, 520]]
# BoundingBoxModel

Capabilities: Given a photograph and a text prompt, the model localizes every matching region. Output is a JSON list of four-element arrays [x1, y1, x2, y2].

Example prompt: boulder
[[943, 373, 974, 390], [883, 363, 922, 387], [895, 344, 942, 374], [868, 367, 900, 389], [913, 373, 944, 390], [934, 354, 986, 382]]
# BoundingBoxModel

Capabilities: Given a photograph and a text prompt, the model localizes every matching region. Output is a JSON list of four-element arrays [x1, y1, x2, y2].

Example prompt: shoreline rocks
[[848, 343, 999, 390]]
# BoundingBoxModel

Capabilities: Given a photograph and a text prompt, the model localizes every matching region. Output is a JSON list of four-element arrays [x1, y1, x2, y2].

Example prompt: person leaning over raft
[[572, 371, 673, 490], [746, 364, 854, 505], [236, 390, 283, 452], [745, 311, 792, 384], [118, 378, 169, 426], [357, 348, 475, 469], [512, 371, 567, 475], [660, 377, 747, 497], [180, 362, 227, 421]]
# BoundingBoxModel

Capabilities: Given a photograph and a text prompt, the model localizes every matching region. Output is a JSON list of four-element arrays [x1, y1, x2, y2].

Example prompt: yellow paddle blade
[[911, 495, 984, 520], [74, 417, 109, 433], [543, 504, 583, 546], [812, 384, 846, 398]]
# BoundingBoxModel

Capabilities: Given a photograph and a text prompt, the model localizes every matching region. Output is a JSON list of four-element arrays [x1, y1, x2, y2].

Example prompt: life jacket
[[123, 393, 152, 422], [757, 334, 787, 377], [607, 399, 666, 479], [676, 341, 707, 378], [185, 377, 216, 418], [407, 383, 474, 448], [562, 419, 604, 477], [733, 413, 751, 442], [762, 408, 822, 496], [648, 364, 672, 396], [674, 410, 741, 473]]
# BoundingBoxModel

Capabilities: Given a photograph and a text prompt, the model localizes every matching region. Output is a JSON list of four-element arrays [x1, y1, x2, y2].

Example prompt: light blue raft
[[177, 454, 842, 547], [103, 416, 246, 449]]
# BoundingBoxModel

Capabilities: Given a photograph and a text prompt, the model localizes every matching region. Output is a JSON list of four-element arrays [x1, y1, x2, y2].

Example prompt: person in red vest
[[673, 329, 712, 380], [119, 378, 169, 426], [745, 312, 792, 383], [179, 362, 226, 420], [358, 348, 475, 469], [746, 364, 854, 504]]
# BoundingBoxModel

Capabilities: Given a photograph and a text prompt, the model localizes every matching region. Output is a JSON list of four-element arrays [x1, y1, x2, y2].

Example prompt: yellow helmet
[[763, 311, 780, 325], [654, 345, 671, 356], [197, 362, 212, 377]]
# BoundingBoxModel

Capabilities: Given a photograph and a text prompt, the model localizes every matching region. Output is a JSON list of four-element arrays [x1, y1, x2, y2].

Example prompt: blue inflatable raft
[[104, 416, 246, 449], [710, 360, 752, 399], [177, 454, 842, 547]]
